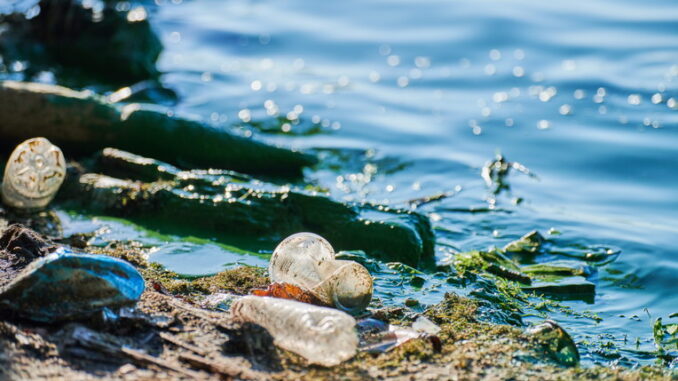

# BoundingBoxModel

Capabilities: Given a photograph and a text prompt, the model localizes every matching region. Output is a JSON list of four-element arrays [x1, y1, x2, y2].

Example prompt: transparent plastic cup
[[269, 232, 373, 313]]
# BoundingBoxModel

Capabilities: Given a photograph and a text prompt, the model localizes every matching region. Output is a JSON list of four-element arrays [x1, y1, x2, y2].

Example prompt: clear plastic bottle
[[1, 137, 66, 209], [269, 232, 373, 313], [231, 295, 358, 367]]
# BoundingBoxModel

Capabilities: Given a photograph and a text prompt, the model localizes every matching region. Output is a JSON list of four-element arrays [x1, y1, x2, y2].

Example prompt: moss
[[57, 148, 436, 267], [503, 230, 545, 254], [142, 265, 269, 296], [72, 241, 673, 380], [88, 243, 268, 296], [274, 291, 674, 380], [191, 266, 269, 294]]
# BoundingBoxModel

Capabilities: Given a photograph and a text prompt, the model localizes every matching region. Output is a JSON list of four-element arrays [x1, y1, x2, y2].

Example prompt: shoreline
[[1, 227, 672, 380]]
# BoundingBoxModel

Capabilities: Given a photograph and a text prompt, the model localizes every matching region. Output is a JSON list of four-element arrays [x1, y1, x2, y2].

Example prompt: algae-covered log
[[0, 81, 316, 176], [60, 149, 434, 267]]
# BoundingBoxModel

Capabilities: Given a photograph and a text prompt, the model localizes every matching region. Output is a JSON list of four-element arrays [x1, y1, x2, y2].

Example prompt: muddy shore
[[0, 223, 672, 380]]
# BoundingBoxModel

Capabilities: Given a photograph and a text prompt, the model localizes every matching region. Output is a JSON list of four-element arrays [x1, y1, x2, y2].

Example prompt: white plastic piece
[[2, 137, 66, 209], [231, 295, 358, 367], [269, 232, 373, 313], [412, 315, 441, 335], [200, 292, 239, 311]]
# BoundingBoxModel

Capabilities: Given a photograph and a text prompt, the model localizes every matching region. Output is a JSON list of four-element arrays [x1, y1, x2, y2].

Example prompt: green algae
[[87, 243, 268, 296], [190, 266, 269, 295], [503, 230, 545, 254], [652, 317, 678, 364], [276, 292, 674, 380], [71, 237, 674, 379], [58, 149, 435, 267], [451, 233, 602, 303], [522, 260, 593, 277]]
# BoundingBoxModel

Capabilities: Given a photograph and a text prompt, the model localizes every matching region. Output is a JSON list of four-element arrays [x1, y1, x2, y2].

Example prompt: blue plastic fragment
[[0, 250, 145, 323]]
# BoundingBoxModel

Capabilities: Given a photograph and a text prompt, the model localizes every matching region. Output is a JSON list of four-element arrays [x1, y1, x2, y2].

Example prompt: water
[[3, 0, 678, 368]]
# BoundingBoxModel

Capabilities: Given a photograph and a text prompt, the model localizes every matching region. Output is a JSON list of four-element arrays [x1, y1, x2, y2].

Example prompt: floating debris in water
[[405, 187, 461, 209], [1, 137, 66, 210], [627, 94, 642, 105], [504, 230, 545, 254], [521, 260, 594, 278], [231, 295, 358, 367], [268, 232, 373, 313], [481, 153, 538, 205], [523, 276, 595, 303], [549, 244, 621, 265]]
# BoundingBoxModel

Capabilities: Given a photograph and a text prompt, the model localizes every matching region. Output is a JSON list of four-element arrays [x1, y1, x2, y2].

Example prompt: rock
[[0, 223, 58, 287], [0, 248, 144, 323], [1, 0, 162, 84]]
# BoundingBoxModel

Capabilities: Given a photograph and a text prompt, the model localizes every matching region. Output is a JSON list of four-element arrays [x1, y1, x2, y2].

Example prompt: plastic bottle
[[231, 295, 358, 367]]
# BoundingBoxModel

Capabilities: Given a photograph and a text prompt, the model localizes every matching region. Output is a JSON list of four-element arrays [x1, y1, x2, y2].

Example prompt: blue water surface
[[145, 0, 678, 367]]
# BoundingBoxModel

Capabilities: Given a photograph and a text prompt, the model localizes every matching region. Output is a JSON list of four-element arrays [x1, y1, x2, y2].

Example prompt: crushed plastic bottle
[[269, 232, 373, 313], [231, 295, 358, 366], [1, 137, 66, 209]]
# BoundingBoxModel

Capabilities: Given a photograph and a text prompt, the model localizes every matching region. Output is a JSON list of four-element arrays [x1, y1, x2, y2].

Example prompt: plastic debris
[[527, 320, 580, 367], [200, 292, 240, 311], [251, 282, 328, 307], [1, 137, 66, 210], [481, 153, 538, 196], [357, 316, 442, 354], [231, 295, 358, 367], [503, 230, 545, 254], [412, 315, 441, 335], [0, 247, 145, 322], [269, 232, 373, 313]]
